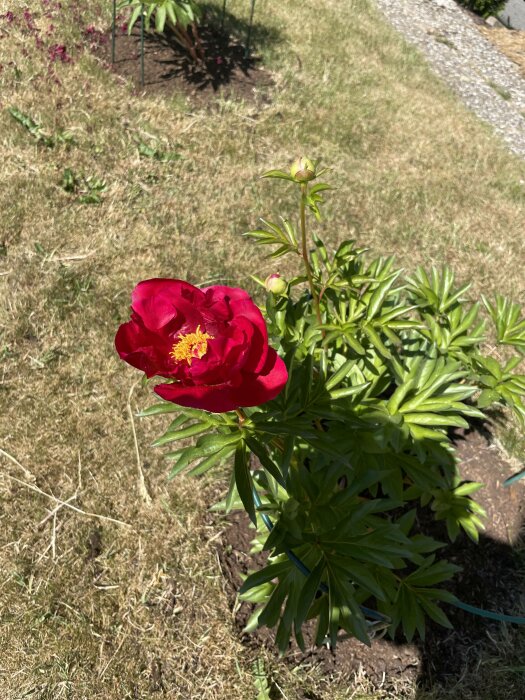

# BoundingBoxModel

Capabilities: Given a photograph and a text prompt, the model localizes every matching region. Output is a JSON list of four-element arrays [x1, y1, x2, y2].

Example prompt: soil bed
[[95, 23, 274, 107], [215, 427, 525, 695]]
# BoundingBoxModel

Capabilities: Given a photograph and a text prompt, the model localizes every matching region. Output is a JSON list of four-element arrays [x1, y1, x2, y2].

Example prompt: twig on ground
[[127, 380, 153, 505], [98, 630, 127, 678], [0, 447, 36, 481], [1, 471, 132, 528], [37, 494, 78, 528], [51, 511, 57, 560]]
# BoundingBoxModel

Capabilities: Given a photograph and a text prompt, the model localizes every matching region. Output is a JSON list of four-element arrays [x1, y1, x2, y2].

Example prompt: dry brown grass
[[1, 0, 525, 698], [480, 26, 525, 79]]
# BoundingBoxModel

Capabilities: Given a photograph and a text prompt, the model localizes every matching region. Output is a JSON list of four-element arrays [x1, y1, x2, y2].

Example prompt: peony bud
[[265, 273, 288, 296], [290, 157, 316, 182]]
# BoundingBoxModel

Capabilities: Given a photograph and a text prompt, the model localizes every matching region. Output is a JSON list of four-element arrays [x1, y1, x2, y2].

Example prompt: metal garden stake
[[244, 0, 256, 60], [140, 3, 145, 88], [112, 0, 116, 62]]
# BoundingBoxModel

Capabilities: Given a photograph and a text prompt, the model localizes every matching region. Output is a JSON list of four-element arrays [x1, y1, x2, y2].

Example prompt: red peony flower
[[115, 279, 288, 413]]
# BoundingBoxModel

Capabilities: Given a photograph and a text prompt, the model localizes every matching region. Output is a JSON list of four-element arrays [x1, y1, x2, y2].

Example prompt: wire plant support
[[140, 3, 145, 88], [111, 0, 117, 63], [244, 0, 256, 60]]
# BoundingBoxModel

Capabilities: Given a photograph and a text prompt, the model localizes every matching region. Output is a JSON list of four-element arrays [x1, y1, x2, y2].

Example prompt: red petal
[[154, 381, 241, 413], [230, 350, 288, 407], [131, 278, 205, 332], [204, 286, 268, 372], [187, 330, 245, 385], [115, 317, 173, 377], [154, 349, 288, 413]]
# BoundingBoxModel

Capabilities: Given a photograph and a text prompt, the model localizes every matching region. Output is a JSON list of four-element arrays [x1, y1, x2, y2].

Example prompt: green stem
[[300, 183, 323, 328], [235, 407, 247, 426]]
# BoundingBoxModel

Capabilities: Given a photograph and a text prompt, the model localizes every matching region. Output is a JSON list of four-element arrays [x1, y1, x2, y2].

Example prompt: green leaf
[[137, 402, 181, 417], [387, 378, 416, 415], [442, 282, 471, 312], [244, 437, 285, 487], [261, 169, 296, 181], [325, 358, 356, 391], [342, 331, 366, 356], [259, 580, 289, 628], [151, 421, 211, 447], [155, 4, 167, 31], [406, 558, 460, 586], [309, 183, 333, 195], [408, 424, 446, 442], [224, 468, 238, 513], [363, 325, 391, 358], [295, 557, 325, 629], [418, 597, 453, 628], [234, 442, 256, 524], [367, 271, 401, 320], [333, 559, 387, 601], [239, 561, 292, 595], [477, 388, 500, 408], [454, 481, 484, 497], [195, 431, 242, 456], [328, 382, 371, 400], [402, 413, 469, 429], [167, 446, 200, 478], [128, 3, 143, 32], [187, 445, 235, 476], [165, 0, 177, 25]]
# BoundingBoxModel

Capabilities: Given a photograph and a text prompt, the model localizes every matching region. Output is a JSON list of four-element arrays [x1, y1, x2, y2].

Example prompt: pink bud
[[265, 274, 288, 295]]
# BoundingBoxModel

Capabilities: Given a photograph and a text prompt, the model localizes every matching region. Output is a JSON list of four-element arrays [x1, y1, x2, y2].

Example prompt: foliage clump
[[119, 0, 204, 62], [457, 0, 506, 18]]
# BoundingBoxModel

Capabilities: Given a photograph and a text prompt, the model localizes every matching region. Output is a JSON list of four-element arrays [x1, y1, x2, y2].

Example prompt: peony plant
[[116, 158, 525, 651]]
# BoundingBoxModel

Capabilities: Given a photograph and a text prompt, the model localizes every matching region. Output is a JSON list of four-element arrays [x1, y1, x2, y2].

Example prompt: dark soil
[[214, 426, 525, 695], [95, 22, 274, 107]]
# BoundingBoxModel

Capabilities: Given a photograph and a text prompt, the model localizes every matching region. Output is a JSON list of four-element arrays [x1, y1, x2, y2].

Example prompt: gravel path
[[373, 0, 525, 158]]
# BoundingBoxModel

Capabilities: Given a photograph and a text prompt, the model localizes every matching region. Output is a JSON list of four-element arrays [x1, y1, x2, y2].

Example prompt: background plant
[[137, 158, 525, 652], [456, 0, 506, 18], [119, 0, 204, 62]]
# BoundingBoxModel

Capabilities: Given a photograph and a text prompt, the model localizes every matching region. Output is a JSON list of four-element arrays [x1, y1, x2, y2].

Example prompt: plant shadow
[[148, 23, 259, 92], [201, 1, 283, 56], [410, 423, 525, 697], [414, 540, 524, 696]]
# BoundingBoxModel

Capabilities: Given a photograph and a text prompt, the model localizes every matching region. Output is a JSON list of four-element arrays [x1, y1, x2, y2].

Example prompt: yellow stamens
[[170, 325, 213, 366]]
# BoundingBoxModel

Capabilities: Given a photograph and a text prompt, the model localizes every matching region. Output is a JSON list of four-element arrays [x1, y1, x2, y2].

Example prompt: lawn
[[1, 0, 525, 698]]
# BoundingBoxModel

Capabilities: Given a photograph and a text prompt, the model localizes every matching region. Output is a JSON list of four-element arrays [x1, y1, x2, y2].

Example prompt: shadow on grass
[[414, 532, 525, 697], [201, 2, 283, 55], [148, 23, 260, 92]]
